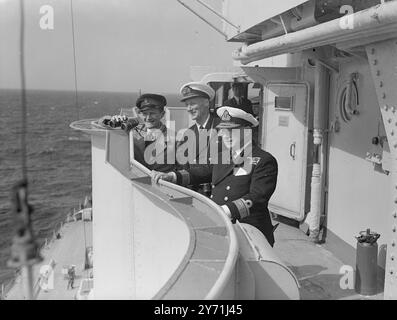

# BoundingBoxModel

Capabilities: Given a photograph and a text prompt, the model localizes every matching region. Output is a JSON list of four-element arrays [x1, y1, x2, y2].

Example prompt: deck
[[274, 221, 384, 300], [5, 211, 386, 300], [5, 219, 92, 300]]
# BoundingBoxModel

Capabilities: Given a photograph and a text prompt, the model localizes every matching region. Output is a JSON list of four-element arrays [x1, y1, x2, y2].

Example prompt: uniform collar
[[196, 114, 211, 130]]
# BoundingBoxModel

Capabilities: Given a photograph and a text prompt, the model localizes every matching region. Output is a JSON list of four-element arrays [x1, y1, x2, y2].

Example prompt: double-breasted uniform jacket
[[176, 113, 221, 191], [175, 144, 278, 246], [224, 97, 254, 116], [132, 123, 177, 172]]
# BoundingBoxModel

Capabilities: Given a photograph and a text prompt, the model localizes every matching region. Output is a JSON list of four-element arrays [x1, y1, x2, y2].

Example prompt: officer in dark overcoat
[[176, 82, 221, 196], [153, 106, 278, 246]]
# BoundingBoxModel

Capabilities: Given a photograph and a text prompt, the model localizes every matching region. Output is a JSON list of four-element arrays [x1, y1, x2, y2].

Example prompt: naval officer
[[131, 93, 177, 172], [224, 82, 254, 116], [176, 82, 221, 195], [153, 106, 278, 246]]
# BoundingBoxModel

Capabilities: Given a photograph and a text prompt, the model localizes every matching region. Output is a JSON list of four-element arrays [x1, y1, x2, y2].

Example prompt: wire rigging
[[70, 0, 90, 278], [70, 0, 79, 120], [19, 0, 27, 182]]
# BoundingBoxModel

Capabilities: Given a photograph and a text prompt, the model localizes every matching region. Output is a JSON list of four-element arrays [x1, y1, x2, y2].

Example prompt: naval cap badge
[[221, 110, 232, 122], [182, 86, 192, 96]]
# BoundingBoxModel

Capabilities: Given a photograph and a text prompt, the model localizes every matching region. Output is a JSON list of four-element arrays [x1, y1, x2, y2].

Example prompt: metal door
[[262, 82, 309, 221]]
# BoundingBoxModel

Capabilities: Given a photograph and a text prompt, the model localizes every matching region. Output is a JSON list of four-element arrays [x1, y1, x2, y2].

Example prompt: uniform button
[[224, 197, 228, 201], [212, 184, 215, 189], [210, 195, 213, 199], [226, 186, 230, 190]]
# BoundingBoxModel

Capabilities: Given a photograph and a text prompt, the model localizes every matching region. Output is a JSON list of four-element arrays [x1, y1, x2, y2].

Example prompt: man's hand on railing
[[151, 171, 177, 184]]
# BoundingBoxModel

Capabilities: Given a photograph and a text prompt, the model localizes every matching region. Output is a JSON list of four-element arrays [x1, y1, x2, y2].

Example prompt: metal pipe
[[304, 63, 329, 242], [129, 130, 135, 169], [233, 1, 397, 64], [176, 0, 227, 38], [194, 0, 240, 30]]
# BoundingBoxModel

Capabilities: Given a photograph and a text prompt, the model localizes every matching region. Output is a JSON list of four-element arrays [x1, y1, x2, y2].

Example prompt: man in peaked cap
[[152, 106, 278, 247], [130, 93, 176, 172], [176, 82, 221, 196], [224, 82, 254, 116]]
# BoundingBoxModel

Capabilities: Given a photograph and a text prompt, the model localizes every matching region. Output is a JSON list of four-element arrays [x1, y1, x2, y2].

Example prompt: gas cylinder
[[355, 229, 380, 296]]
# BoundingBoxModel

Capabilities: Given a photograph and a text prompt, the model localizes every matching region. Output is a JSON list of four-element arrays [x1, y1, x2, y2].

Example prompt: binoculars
[[102, 115, 140, 132]]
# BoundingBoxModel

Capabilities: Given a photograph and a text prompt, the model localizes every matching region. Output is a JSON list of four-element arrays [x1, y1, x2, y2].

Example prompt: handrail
[[159, 178, 239, 299], [129, 158, 239, 299], [2, 207, 81, 299]]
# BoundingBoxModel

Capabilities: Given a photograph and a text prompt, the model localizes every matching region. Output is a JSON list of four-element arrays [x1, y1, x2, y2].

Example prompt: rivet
[[380, 81, 384, 87], [392, 240, 396, 247], [371, 48, 375, 54], [376, 70, 381, 76], [384, 105, 389, 111], [389, 118, 393, 123], [392, 255, 395, 261], [391, 269, 395, 275], [393, 107, 397, 113], [393, 212, 397, 218], [373, 60, 378, 65], [383, 93, 387, 99], [393, 226, 397, 233], [394, 143, 397, 149], [391, 131, 395, 136]]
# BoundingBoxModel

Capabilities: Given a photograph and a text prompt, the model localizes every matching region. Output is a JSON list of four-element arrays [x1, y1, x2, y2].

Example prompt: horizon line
[[0, 87, 181, 95]]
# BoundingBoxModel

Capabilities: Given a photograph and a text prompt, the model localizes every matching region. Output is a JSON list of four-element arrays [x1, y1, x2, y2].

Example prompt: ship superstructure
[[175, 0, 397, 298]]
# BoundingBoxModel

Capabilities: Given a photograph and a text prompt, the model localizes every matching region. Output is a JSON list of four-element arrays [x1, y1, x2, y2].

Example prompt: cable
[[70, 0, 79, 120], [19, 0, 27, 182], [70, 0, 90, 279]]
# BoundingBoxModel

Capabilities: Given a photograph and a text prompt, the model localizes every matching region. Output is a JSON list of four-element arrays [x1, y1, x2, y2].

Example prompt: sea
[[0, 89, 182, 288]]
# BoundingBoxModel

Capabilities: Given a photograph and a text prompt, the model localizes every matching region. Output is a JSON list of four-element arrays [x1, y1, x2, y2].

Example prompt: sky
[[0, 0, 239, 93]]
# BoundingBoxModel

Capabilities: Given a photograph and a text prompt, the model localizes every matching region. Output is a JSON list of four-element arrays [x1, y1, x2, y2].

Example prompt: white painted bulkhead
[[326, 59, 390, 259], [248, 54, 390, 266], [90, 132, 190, 299]]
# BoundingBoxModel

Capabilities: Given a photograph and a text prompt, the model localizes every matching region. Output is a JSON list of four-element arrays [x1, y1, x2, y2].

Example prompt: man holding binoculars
[[101, 93, 176, 172], [131, 93, 176, 172]]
